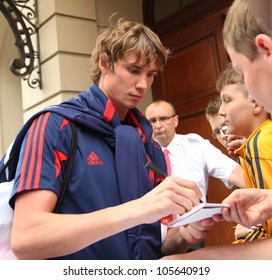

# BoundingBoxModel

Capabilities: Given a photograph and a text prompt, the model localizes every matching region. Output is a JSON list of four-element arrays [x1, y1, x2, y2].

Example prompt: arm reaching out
[[221, 188, 272, 227], [161, 218, 215, 255], [161, 237, 272, 260], [11, 176, 201, 259]]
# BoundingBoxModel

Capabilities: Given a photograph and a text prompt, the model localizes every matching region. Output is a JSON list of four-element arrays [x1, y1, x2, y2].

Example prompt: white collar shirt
[[164, 133, 238, 200]]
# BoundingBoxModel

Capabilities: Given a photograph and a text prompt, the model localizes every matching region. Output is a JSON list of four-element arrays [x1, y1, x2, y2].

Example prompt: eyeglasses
[[211, 125, 228, 139], [148, 114, 176, 124]]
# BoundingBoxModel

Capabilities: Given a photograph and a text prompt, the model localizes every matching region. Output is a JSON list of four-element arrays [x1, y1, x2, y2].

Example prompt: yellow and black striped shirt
[[234, 119, 272, 243]]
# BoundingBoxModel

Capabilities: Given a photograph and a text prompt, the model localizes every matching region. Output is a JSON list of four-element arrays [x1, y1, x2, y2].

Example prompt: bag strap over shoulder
[[54, 122, 77, 213], [0, 109, 78, 213]]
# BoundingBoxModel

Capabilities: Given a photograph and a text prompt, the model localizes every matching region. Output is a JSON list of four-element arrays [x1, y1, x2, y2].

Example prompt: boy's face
[[227, 45, 272, 115], [219, 84, 254, 138]]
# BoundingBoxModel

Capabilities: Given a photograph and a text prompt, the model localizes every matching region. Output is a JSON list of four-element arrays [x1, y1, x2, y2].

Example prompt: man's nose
[[136, 75, 148, 90], [218, 104, 225, 116]]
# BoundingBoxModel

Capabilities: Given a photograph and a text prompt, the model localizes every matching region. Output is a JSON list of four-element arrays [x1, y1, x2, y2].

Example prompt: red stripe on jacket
[[18, 112, 51, 191]]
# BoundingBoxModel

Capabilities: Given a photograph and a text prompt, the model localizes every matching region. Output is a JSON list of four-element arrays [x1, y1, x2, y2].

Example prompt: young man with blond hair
[[0, 18, 207, 260], [221, 0, 272, 231]]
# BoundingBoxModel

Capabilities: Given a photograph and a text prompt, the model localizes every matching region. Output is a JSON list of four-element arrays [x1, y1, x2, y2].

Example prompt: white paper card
[[168, 203, 229, 227]]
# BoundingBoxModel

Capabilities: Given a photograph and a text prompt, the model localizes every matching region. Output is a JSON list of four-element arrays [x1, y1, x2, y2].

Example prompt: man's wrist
[[161, 228, 189, 256]]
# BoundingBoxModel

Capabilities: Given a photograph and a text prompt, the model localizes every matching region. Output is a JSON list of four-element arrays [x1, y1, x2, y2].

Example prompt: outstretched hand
[[161, 218, 215, 255], [219, 189, 272, 227], [178, 218, 215, 244]]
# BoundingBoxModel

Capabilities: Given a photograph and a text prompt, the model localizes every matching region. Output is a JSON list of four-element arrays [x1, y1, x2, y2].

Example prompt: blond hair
[[91, 17, 170, 84], [223, 0, 265, 61], [216, 63, 248, 96]]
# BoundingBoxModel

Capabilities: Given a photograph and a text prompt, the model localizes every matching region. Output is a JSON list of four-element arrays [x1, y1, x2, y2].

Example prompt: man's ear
[[255, 34, 272, 62], [174, 114, 179, 128], [99, 53, 109, 71]]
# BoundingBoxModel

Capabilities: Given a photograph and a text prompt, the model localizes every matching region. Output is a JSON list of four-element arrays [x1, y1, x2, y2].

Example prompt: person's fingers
[[212, 214, 225, 222], [221, 207, 233, 222], [172, 177, 202, 198]]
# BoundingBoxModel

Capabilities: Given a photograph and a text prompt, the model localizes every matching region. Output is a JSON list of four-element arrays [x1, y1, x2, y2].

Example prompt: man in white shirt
[[145, 100, 245, 201]]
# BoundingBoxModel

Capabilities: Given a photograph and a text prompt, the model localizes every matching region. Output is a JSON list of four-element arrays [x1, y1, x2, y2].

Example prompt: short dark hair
[[205, 96, 221, 119]]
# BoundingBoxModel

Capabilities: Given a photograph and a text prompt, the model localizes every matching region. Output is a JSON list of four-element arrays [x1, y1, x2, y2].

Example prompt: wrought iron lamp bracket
[[0, 0, 42, 89]]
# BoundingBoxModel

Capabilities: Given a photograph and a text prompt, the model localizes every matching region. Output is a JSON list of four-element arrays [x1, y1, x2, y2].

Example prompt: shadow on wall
[[0, 15, 23, 156]]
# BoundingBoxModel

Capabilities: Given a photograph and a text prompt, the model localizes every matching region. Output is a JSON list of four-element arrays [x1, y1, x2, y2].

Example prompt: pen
[[145, 161, 167, 178], [145, 160, 203, 203]]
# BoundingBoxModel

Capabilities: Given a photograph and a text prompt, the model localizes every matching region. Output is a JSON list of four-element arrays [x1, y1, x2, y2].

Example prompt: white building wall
[[0, 0, 153, 155], [0, 14, 23, 155]]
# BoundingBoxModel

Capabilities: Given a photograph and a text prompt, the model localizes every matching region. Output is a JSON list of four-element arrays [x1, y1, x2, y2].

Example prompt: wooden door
[[144, 1, 237, 245]]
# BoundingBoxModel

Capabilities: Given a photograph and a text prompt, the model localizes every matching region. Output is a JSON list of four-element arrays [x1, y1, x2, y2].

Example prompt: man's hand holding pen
[[136, 176, 202, 224], [146, 161, 204, 205], [143, 161, 214, 255]]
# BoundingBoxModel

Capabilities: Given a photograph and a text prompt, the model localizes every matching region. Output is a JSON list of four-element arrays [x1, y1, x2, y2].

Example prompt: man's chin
[[154, 136, 165, 145]]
